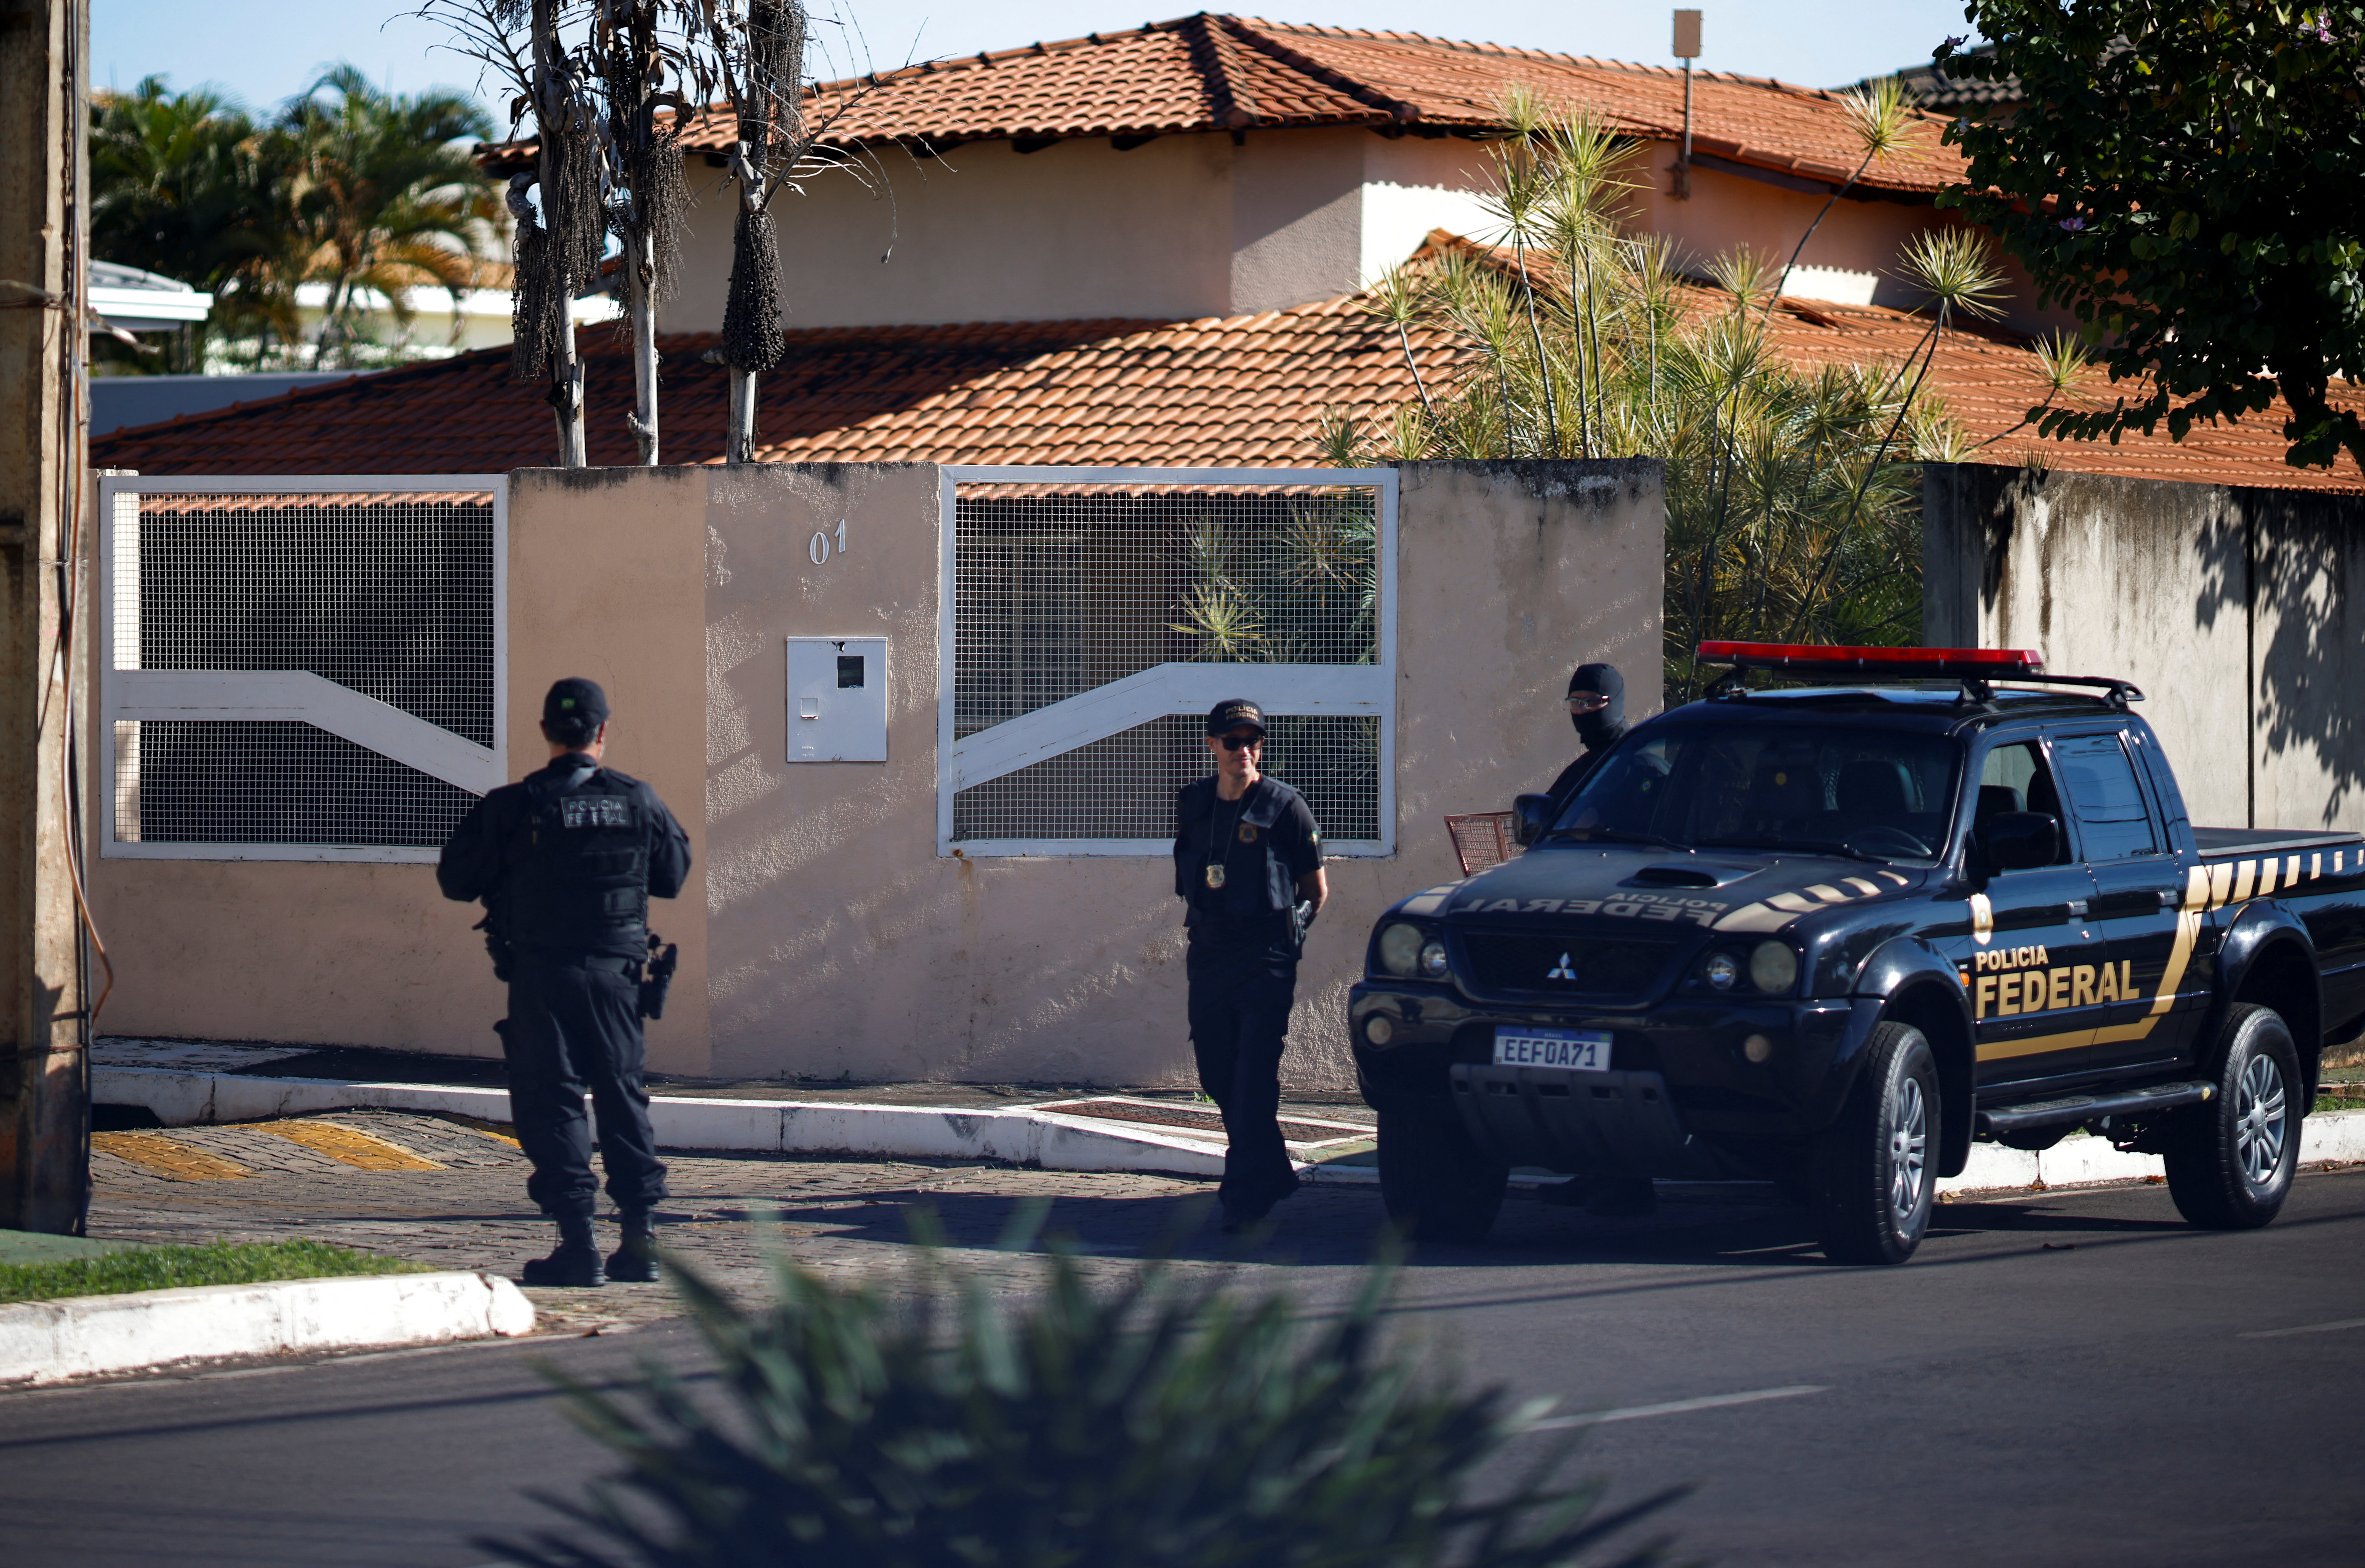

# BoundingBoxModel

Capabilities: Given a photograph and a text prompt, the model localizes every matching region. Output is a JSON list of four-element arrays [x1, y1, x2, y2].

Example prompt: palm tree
[[271, 66, 501, 370], [89, 78, 291, 371]]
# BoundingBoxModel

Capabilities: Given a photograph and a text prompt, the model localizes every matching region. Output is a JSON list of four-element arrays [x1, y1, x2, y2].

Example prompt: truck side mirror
[[1981, 811, 2059, 872], [1512, 792, 1555, 847]]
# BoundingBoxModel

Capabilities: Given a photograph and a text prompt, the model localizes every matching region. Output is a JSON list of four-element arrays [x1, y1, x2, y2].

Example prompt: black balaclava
[[1569, 662, 1626, 752]]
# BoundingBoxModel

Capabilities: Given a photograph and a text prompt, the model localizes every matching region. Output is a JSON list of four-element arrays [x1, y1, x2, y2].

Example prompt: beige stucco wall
[[661, 126, 2048, 335], [668, 135, 1238, 332], [94, 460, 1663, 1088], [698, 458, 1662, 1091], [503, 467, 714, 1074], [1923, 463, 2365, 834], [88, 856, 503, 1055]]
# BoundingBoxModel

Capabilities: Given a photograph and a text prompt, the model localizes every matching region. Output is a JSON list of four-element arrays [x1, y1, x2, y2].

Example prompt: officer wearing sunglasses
[[1174, 699, 1329, 1231]]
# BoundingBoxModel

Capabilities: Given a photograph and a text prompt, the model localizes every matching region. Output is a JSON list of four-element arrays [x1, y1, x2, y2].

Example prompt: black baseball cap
[[1206, 698, 1266, 737], [542, 677, 611, 740]]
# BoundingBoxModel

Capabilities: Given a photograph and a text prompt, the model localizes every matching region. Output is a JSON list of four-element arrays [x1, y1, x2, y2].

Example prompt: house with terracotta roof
[[485, 12, 2012, 330], [89, 232, 2365, 494], [91, 14, 2363, 494]]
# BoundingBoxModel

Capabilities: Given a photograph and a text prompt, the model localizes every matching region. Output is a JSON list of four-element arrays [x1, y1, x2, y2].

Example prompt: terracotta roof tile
[[481, 13, 1961, 198], [89, 258, 2364, 494]]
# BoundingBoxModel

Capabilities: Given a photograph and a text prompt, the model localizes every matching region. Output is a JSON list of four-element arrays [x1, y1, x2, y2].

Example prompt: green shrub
[[486, 1220, 1687, 1568]]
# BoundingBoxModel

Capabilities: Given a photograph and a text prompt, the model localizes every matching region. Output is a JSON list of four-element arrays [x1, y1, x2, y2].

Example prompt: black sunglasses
[[1217, 733, 1264, 752]]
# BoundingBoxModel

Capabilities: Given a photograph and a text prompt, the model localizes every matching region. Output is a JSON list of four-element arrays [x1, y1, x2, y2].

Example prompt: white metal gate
[[97, 474, 507, 862], [938, 466, 1396, 857]]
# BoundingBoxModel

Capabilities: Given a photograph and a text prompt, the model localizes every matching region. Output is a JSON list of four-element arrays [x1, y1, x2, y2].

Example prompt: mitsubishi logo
[[1546, 952, 1579, 980]]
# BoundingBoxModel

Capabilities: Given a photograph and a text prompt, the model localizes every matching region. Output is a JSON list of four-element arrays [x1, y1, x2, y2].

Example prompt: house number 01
[[809, 517, 849, 566]]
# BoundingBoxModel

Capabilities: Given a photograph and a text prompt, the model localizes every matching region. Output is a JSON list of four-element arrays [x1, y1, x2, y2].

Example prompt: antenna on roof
[[1672, 9, 1701, 201]]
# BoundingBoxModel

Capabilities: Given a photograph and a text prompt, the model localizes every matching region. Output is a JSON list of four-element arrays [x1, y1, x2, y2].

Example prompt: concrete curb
[[0, 1270, 536, 1387], [1941, 1109, 2365, 1196], [94, 1065, 1229, 1178], [92, 1064, 2363, 1195]]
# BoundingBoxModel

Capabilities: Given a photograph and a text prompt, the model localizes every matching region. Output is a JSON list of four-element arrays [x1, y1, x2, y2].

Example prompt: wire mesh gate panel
[[939, 466, 1396, 856], [97, 476, 507, 862]]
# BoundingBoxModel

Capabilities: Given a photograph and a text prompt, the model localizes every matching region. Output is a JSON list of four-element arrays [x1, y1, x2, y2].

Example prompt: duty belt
[[514, 950, 642, 978]]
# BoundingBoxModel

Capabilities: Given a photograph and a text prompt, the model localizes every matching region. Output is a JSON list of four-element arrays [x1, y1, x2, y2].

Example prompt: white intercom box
[[784, 636, 887, 762]]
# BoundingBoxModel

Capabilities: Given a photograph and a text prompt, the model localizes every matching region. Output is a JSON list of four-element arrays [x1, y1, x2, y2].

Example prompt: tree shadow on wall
[[2209, 488, 2365, 828]]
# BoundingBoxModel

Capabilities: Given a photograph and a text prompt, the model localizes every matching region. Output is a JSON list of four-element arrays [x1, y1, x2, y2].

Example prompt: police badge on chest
[[1205, 864, 1227, 889]]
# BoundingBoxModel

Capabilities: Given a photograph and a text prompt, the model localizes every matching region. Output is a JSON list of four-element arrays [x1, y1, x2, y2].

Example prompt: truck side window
[[1975, 741, 2074, 866], [2052, 732, 2158, 860]]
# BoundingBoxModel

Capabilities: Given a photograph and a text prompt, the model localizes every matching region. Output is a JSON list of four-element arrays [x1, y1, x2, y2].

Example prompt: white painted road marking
[[2239, 1317, 2365, 1339], [1521, 1384, 1830, 1432]]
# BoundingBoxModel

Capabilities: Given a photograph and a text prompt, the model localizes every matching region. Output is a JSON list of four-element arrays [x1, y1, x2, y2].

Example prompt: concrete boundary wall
[[90, 460, 1662, 1089], [1924, 463, 2365, 832]]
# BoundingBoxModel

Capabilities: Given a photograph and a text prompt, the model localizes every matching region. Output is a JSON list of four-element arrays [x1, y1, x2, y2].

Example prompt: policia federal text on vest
[[1174, 699, 1328, 1232], [437, 678, 692, 1288]]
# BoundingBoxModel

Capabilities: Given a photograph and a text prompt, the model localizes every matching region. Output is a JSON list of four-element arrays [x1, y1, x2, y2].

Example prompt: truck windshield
[[1552, 724, 1965, 864]]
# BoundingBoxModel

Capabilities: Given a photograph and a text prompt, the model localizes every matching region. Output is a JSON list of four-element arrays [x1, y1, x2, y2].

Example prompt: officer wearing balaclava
[[1544, 662, 1627, 814], [1534, 662, 1656, 1218]]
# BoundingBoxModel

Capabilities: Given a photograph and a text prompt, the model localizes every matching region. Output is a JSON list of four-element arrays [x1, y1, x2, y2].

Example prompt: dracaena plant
[[479, 1220, 1689, 1568], [1333, 99, 1989, 700]]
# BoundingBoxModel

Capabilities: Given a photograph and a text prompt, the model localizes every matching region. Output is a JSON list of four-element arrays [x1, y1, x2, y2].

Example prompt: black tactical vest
[[500, 761, 651, 956], [1174, 776, 1300, 927]]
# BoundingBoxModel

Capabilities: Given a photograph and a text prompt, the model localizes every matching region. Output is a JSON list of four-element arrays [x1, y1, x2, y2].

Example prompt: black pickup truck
[[1349, 644, 2363, 1264]]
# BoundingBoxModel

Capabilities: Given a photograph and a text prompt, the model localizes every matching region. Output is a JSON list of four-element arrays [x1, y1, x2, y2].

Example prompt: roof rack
[[1695, 642, 2144, 707]]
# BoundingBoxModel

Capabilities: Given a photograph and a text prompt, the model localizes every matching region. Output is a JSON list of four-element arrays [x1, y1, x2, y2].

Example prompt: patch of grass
[[0, 1239, 428, 1305]]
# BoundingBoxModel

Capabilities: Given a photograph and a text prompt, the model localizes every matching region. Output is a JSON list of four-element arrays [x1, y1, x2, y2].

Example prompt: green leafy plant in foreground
[[484, 1219, 1687, 1568], [0, 1239, 425, 1304]]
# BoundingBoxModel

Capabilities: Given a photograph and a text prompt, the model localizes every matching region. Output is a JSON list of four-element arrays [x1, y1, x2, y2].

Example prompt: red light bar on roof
[[1696, 642, 2045, 677]]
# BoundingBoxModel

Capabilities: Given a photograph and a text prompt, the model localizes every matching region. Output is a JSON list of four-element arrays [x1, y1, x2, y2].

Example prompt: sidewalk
[[92, 1037, 1387, 1185], [93, 1036, 2365, 1198]]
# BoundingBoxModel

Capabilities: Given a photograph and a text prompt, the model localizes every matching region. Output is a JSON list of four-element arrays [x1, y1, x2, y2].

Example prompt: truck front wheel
[[1377, 1108, 1508, 1243], [2165, 1003, 2299, 1230], [1812, 1021, 1939, 1265]]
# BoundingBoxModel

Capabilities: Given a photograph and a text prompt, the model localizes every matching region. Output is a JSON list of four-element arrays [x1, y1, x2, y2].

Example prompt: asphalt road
[[4, 1168, 2362, 1567]]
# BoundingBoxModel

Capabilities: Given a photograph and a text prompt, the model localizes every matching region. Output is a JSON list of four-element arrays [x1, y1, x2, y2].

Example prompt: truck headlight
[[1418, 939, 1450, 979], [1377, 922, 1425, 978], [1703, 952, 1741, 990], [1749, 940, 1800, 994]]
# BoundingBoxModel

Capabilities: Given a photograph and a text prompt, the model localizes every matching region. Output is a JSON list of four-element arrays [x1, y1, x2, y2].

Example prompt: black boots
[[606, 1209, 660, 1283], [522, 1212, 605, 1287], [519, 1211, 660, 1286]]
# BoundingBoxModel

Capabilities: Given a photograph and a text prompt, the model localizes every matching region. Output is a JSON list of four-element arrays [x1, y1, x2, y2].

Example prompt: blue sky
[[93, 1, 1980, 114]]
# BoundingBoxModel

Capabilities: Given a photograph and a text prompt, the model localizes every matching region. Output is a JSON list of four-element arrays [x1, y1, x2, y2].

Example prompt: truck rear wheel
[[1377, 1108, 1508, 1243], [1812, 1021, 1938, 1265], [2165, 1003, 2299, 1230]]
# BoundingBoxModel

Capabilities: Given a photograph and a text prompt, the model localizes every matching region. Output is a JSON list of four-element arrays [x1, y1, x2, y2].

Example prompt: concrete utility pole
[[0, 0, 92, 1233]]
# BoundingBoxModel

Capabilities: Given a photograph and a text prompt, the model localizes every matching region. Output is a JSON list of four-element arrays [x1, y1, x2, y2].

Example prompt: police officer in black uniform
[[1543, 661, 1628, 816], [1533, 661, 1655, 1218], [1174, 700, 1328, 1231], [436, 678, 692, 1287]]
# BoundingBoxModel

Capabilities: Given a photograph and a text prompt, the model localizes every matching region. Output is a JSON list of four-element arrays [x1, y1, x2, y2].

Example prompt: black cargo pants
[[1186, 922, 1302, 1214], [501, 951, 667, 1219]]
